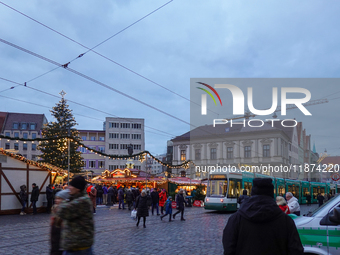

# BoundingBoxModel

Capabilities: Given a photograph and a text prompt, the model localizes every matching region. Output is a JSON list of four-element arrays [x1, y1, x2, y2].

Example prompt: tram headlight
[[206, 198, 209, 202], [220, 199, 223, 202]]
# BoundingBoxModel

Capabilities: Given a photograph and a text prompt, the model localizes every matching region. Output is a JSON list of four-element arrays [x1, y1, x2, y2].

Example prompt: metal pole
[[67, 137, 70, 184]]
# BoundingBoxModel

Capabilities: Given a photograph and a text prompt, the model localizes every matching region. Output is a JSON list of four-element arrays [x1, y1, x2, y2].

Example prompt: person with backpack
[[160, 196, 173, 222]]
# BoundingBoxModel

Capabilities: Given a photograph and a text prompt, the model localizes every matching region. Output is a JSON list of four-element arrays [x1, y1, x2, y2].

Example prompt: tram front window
[[228, 179, 242, 199], [208, 180, 228, 197]]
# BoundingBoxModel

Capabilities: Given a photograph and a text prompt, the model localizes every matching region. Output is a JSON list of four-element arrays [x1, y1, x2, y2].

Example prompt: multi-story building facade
[[0, 112, 48, 161], [172, 121, 317, 180], [104, 117, 145, 172], [146, 154, 166, 175], [78, 130, 105, 175]]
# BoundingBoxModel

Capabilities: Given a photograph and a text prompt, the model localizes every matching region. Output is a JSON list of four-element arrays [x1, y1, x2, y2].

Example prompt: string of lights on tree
[[0, 135, 195, 169]]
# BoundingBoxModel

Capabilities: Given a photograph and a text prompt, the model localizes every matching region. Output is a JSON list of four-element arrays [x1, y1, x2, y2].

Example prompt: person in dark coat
[[151, 188, 160, 215], [160, 196, 173, 222], [222, 178, 303, 255], [46, 184, 54, 214], [118, 187, 125, 209], [96, 185, 103, 205], [126, 189, 135, 210], [173, 189, 187, 221], [237, 189, 249, 206], [107, 186, 114, 206], [113, 187, 118, 204], [317, 193, 324, 207], [19, 185, 28, 215], [135, 190, 150, 228], [306, 193, 312, 206], [31, 183, 40, 215]]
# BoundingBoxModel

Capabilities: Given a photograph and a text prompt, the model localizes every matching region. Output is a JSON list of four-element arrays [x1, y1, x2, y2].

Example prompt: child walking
[[160, 196, 173, 222]]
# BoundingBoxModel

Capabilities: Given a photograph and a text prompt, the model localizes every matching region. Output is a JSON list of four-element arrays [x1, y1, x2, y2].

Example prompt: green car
[[293, 194, 340, 255]]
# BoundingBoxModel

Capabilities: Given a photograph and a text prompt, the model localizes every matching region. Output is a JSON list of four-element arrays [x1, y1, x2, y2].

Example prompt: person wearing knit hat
[[55, 189, 70, 201], [223, 178, 303, 255], [55, 175, 94, 253], [160, 196, 173, 222]]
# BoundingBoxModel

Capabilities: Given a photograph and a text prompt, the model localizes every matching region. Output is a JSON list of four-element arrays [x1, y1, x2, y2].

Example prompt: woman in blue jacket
[[160, 196, 173, 222]]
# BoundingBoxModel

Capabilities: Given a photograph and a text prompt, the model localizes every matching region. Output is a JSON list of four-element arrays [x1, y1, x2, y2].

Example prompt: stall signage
[[210, 175, 226, 179], [171, 201, 177, 209]]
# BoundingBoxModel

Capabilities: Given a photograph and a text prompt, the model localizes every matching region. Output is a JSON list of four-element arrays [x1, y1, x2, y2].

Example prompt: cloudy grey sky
[[0, 0, 340, 155]]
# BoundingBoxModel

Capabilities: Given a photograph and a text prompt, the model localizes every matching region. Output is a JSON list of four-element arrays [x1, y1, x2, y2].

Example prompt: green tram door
[[286, 180, 301, 204], [301, 181, 310, 205]]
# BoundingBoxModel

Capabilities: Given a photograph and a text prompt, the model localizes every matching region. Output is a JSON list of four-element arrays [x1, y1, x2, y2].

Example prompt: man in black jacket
[[31, 183, 40, 215], [46, 184, 54, 213], [173, 189, 187, 221], [222, 178, 303, 255], [151, 188, 160, 215]]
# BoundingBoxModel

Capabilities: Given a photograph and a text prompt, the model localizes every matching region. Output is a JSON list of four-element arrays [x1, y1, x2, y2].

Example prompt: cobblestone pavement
[[0, 204, 319, 255]]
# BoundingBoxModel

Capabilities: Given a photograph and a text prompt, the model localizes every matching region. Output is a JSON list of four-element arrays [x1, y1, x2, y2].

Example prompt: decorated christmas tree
[[38, 93, 83, 173]]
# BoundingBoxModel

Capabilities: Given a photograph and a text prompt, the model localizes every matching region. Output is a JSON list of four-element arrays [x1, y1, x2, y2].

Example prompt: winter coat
[[31, 186, 40, 202], [126, 191, 134, 202], [19, 186, 28, 201], [46, 186, 54, 200], [238, 195, 249, 205], [56, 190, 94, 251], [107, 187, 114, 196], [151, 191, 159, 204], [176, 193, 186, 210], [159, 191, 167, 207], [135, 195, 149, 217], [118, 189, 124, 200], [89, 188, 97, 208], [222, 195, 303, 255], [102, 186, 108, 195], [86, 185, 92, 195], [317, 195, 325, 205], [96, 186, 103, 198], [287, 196, 300, 213], [165, 199, 173, 214], [279, 205, 291, 214]]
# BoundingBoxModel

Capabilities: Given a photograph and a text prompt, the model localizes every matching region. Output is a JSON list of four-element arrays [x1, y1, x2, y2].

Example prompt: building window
[[14, 143, 19, 150], [132, 134, 141, 139], [23, 143, 27, 151], [109, 122, 119, 128], [120, 123, 130, 129], [98, 161, 104, 168], [210, 148, 217, 160], [88, 146, 95, 153], [14, 132, 19, 138], [244, 146, 251, 158], [89, 161, 96, 168], [195, 149, 201, 160], [120, 144, 129, 150], [79, 147, 87, 153], [90, 136, 96, 141], [120, 134, 130, 139], [180, 150, 186, 161], [263, 145, 270, 157], [133, 144, 141, 150], [31, 155, 37, 161], [23, 133, 28, 139], [30, 123, 36, 130], [5, 132, 10, 137], [32, 133, 37, 139], [98, 146, 105, 153], [13, 122, 19, 129], [109, 133, 119, 139], [227, 147, 233, 159], [21, 123, 27, 130], [132, 123, 141, 129], [109, 144, 119, 150], [99, 137, 104, 141], [81, 136, 87, 141], [83, 161, 87, 168], [5, 143, 10, 149], [32, 144, 36, 151]]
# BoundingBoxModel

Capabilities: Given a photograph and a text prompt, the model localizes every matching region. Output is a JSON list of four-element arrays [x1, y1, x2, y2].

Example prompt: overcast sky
[[0, 0, 340, 155]]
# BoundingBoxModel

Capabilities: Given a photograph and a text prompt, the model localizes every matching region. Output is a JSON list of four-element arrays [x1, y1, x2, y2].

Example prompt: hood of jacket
[[238, 195, 283, 223]]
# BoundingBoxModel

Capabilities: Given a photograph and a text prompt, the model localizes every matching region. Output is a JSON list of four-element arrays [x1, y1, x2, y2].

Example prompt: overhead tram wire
[[0, 1, 219, 116], [0, 76, 176, 138], [0, 39, 291, 158]]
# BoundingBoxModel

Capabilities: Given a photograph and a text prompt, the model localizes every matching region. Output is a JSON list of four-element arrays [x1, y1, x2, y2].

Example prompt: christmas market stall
[[0, 148, 67, 215], [167, 177, 206, 196], [91, 168, 166, 189]]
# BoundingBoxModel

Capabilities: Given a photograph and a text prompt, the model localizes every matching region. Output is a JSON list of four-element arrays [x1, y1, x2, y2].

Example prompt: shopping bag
[[131, 209, 137, 220]]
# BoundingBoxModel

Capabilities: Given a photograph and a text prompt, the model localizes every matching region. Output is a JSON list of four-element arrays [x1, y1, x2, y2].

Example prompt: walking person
[[126, 189, 135, 210], [135, 190, 149, 228], [286, 192, 301, 216], [102, 185, 108, 205], [46, 184, 54, 214], [160, 196, 173, 222], [31, 183, 40, 215], [118, 187, 125, 209], [306, 193, 312, 206], [317, 193, 325, 207], [276, 196, 290, 214], [19, 185, 28, 215], [223, 178, 303, 255], [237, 189, 249, 206], [56, 175, 94, 255], [159, 189, 167, 215], [151, 188, 160, 215], [50, 189, 70, 255], [107, 185, 114, 206], [173, 189, 187, 221], [89, 186, 97, 214]]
